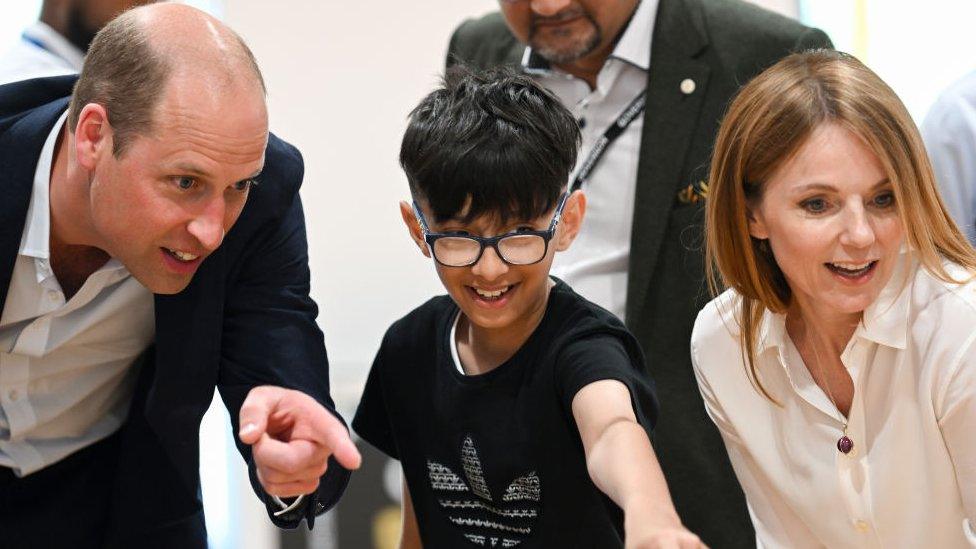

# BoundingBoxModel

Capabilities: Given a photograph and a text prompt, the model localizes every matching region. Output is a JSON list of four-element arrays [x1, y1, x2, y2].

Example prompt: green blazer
[[447, 1, 831, 547]]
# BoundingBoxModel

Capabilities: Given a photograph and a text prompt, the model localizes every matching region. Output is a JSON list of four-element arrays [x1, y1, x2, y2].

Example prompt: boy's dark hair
[[400, 65, 581, 224]]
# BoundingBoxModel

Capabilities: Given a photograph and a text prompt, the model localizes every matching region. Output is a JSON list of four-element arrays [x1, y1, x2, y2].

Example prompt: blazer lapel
[[625, 0, 710, 325], [147, 250, 225, 488], [0, 97, 71, 315]]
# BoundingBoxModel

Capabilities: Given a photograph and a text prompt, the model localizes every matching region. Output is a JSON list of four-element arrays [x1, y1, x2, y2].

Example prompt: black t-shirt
[[353, 279, 659, 548]]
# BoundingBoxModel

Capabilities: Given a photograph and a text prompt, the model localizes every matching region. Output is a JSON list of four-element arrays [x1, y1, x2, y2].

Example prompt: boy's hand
[[239, 386, 362, 498], [624, 501, 707, 549]]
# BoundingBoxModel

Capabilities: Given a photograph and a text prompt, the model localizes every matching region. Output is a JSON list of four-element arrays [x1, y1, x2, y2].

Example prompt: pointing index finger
[[309, 406, 362, 470]]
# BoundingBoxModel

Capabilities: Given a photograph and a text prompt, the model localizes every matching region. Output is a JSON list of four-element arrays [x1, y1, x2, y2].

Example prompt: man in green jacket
[[447, 1, 831, 546]]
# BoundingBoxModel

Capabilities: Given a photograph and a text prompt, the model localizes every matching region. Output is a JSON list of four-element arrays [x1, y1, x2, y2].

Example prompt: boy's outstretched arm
[[573, 380, 707, 549], [399, 475, 423, 549]]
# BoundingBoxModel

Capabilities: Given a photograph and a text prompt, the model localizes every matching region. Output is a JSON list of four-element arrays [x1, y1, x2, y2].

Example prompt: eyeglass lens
[[433, 234, 546, 266]]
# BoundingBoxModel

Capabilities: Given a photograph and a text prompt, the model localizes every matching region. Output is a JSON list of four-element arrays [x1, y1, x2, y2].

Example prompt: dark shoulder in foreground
[[0, 76, 76, 136], [0, 75, 76, 122]]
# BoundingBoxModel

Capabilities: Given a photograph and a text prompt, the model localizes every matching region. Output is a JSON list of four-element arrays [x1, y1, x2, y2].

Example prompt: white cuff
[[271, 494, 306, 517], [964, 518, 976, 547]]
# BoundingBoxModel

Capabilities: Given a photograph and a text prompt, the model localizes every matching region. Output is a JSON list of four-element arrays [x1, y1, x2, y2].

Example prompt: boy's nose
[[471, 246, 509, 279]]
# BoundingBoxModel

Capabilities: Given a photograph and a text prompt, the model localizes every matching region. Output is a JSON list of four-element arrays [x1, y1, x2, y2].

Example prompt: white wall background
[[802, 0, 976, 122]]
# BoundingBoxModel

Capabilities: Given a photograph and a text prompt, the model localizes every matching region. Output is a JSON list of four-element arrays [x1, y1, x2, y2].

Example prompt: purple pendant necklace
[[837, 426, 854, 454]]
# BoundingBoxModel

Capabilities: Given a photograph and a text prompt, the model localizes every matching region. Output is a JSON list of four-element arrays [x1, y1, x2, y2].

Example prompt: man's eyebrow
[[171, 163, 213, 178], [169, 164, 264, 180]]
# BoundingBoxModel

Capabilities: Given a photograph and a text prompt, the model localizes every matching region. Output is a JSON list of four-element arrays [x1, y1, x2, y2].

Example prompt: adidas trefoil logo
[[427, 435, 541, 547]]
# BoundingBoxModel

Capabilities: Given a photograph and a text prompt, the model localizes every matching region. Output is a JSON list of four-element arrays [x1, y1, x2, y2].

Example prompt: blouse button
[[854, 520, 870, 532]]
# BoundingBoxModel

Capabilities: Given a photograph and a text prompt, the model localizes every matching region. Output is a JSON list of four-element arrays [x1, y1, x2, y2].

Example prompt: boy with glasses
[[352, 67, 702, 548]]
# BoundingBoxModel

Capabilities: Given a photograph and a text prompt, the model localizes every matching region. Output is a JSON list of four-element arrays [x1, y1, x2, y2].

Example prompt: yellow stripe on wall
[[853, 0, 869, 60]]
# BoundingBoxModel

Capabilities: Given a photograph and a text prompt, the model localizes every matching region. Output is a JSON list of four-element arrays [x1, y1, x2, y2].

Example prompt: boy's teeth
[[474, 286, 510, 298], [167, 248, 199, 261]]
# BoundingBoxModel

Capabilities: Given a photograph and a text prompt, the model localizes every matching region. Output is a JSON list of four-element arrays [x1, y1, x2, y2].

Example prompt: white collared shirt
[[0, 22, 85, 86], [691, 251, 976, 548], [0, 112, 155, 476], [525, 0, 658, 322]]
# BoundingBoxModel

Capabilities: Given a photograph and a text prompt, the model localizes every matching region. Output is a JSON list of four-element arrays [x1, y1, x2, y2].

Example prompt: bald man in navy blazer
[[0, 5, 357, 547]]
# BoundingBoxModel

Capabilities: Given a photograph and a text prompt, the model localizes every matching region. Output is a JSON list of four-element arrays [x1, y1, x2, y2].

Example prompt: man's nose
[[470, 245, 509, 280], [186, 198, 227, 252], [530, 0, 574, 17]]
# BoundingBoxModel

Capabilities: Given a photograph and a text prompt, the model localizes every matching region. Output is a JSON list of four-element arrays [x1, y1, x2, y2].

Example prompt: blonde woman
[[692, 50, 976, 548]]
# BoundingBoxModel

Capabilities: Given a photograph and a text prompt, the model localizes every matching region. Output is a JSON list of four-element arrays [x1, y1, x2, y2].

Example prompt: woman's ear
[[554, 190, 586, 252], [399, 201, 431, 258], [747, 202, 769, 240]]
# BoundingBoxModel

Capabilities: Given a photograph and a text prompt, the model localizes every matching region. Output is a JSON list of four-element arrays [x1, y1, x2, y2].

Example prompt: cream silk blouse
[[691, 251, 976, 548]]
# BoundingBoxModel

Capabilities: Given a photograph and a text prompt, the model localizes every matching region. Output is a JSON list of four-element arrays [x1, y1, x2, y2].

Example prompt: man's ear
[[399, 201, 431, 258], [746, 201, 769, 240], [554, 190, 586, 252], [73, 103, 114, 170]]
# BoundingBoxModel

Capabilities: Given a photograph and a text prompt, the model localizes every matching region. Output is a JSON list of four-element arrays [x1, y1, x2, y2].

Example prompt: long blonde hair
[[705, 50, 976, 401]]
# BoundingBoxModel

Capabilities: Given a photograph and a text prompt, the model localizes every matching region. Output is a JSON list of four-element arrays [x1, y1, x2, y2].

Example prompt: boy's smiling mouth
[[468, 283, 518, 306]]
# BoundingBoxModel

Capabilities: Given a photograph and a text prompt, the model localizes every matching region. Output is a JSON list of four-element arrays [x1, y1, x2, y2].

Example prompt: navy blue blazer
[[0, 76, 350, 546]]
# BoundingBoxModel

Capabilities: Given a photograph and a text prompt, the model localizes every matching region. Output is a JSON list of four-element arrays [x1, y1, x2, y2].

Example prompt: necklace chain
[[791, 329, 855, 454], [808, 347, 847, 430], [789, 318, 848, 424]]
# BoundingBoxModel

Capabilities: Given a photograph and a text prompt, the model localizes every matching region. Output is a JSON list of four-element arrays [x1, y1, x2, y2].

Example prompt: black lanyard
[[570, 89, 647, 192]]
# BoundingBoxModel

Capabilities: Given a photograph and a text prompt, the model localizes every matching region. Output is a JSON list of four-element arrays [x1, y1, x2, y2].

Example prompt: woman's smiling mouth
[[825, 260, 878, 281]]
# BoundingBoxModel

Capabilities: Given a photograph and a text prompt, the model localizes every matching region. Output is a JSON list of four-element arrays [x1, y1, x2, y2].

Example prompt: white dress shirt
[[691, 251, 976, 548], [525, 0, 658, 322], [0, 22, 84, 86], [0, 112, 155, 476], [922, 70, 976, 246]]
